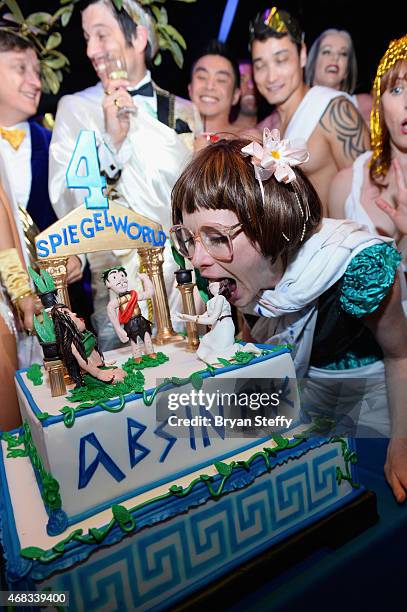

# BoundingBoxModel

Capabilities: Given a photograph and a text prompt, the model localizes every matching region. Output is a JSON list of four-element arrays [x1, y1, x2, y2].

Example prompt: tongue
[[219, 278, 236, 300]]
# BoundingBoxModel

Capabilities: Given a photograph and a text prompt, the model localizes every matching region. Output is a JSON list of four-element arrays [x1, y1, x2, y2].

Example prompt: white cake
[[0, 342, 363, 610], [15, 342, 299, 533]]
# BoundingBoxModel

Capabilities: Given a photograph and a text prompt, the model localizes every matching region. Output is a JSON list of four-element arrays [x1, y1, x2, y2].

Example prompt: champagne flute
[[101, 51, 136, 116]]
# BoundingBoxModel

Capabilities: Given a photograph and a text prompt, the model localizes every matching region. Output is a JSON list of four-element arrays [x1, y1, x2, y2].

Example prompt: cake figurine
[[176, 280, 261, 365], [51, 305, 126, 386], [104, 267, 156, 363]]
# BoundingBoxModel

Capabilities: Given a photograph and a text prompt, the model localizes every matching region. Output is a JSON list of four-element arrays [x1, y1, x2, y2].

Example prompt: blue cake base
[[0, 434, 363, 611]]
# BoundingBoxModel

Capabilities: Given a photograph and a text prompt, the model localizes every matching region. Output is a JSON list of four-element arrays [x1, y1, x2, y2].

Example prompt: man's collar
[[129, 70, 152, 93], [0, 120, 29, 130]]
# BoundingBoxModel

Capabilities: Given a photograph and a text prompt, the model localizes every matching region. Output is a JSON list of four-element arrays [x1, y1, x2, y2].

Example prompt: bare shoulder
[[320, 95, 364, 132], [328, 166, 354, 218], [319, 95, 369, 165]]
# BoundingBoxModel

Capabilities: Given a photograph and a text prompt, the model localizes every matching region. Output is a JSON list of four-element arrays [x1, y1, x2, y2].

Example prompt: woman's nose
[[191, 239, 214, 268]]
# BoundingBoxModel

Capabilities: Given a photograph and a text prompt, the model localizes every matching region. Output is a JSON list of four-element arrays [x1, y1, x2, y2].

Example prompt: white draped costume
[[247, 219, 397, 435], [284, 85, 353, 141], [49, 81, 200, 347]]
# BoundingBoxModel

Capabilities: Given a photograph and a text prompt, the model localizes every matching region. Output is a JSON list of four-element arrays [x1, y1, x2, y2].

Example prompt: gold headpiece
[[370, 35, 407, 177], [0, 0, 72, 94], [250, 6, 303, 47], [264, 7, 288, 34]]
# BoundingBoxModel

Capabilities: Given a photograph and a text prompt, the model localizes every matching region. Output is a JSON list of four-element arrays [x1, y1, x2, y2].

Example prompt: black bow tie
[[128, 82, 154, 98]]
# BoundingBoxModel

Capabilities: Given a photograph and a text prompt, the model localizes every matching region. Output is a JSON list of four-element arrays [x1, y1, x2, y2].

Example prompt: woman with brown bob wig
[[171, 133, 407, 504], [329, 36, 407, 254]]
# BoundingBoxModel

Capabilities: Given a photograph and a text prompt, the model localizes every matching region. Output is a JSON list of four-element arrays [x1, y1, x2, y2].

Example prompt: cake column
[[137, 247, 181, 344], [44, 358, 67, 396], [175, 269, 199, 351]]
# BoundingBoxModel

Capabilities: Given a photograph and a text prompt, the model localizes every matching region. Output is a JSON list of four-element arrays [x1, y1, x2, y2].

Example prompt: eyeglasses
[[170, 222, 243, 262]]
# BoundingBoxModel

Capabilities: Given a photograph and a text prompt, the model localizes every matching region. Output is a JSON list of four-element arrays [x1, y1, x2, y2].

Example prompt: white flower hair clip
[[241, 127, 309, 184], [241, 128, 311, 242]]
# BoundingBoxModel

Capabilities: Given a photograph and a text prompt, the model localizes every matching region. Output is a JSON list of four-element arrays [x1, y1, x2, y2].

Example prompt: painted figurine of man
[[104, 267, 155, 361]]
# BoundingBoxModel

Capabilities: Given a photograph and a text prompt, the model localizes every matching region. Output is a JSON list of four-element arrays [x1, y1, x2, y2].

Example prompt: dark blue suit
[[26, 120, 58, 232]]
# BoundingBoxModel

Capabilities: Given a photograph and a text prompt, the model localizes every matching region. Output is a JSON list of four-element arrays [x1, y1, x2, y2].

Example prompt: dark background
[[15, 0, 406, 118]]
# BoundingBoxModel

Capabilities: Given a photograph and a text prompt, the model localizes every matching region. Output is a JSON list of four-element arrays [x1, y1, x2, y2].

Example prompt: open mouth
[[218, 277, 237, 300], [401, 120, 407, 135], [326, 65, 339, 74], [94, 60, 107, 76]]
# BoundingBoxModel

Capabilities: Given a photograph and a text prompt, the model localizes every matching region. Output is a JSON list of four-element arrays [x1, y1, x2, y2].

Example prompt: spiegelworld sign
[[36, 130, 166, 259]]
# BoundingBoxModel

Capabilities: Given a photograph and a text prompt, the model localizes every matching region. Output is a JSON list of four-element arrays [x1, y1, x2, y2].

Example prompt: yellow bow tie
[[0, 127, 26, 150]]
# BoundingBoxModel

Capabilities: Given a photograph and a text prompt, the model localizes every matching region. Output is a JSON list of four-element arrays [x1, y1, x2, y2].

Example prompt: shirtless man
[[250, 7, 370, 212], [188, 39, 241, 144]]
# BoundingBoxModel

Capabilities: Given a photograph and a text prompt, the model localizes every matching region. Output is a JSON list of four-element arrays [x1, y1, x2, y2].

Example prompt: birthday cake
[[0, 342, 362, 610], [0, 130, 363, 609]]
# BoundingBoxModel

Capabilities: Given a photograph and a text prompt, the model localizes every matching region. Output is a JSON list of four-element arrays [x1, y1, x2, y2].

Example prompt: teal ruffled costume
[[324, 244, 401, 370]]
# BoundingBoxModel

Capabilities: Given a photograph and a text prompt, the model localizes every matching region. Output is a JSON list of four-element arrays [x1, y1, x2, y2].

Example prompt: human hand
[[118, 328, 129, 343], [66, 256, 83, 284], [103, 77, 133, 151], [384, 437, 407, 503], [18, 294, 42, 332], [375, 158, 407, 234]]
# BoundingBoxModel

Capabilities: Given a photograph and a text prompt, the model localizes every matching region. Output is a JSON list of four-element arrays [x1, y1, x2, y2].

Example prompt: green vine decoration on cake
[[331, 436, 359, 488], [18, 435, 358, 564], [1, 423, 62, 512], [1, 430, 25, 456], [26, 363, 43, 386], [56, 348, 277, 428], [57, 353, 169, 427]]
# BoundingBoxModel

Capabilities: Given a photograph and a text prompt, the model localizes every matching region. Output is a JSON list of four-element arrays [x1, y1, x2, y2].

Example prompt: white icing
[[16, 343, 299, 521]]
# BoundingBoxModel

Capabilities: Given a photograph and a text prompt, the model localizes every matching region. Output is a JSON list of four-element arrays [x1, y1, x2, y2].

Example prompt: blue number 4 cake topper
[[66, 130, 108, 210]]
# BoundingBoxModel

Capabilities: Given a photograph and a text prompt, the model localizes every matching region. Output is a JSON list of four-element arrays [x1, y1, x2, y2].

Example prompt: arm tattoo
[[319, 97, 367, 160]]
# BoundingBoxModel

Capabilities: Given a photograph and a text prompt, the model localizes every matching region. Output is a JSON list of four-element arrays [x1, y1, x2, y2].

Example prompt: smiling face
[[82, 2, 144, 85], [182, 208, 278, 308], [252, 35, 306, 106], [313, 32, 350, 90], [189, 54, 240, 122], [381, 67, 407, 153], [0, 47, 41, 125]]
